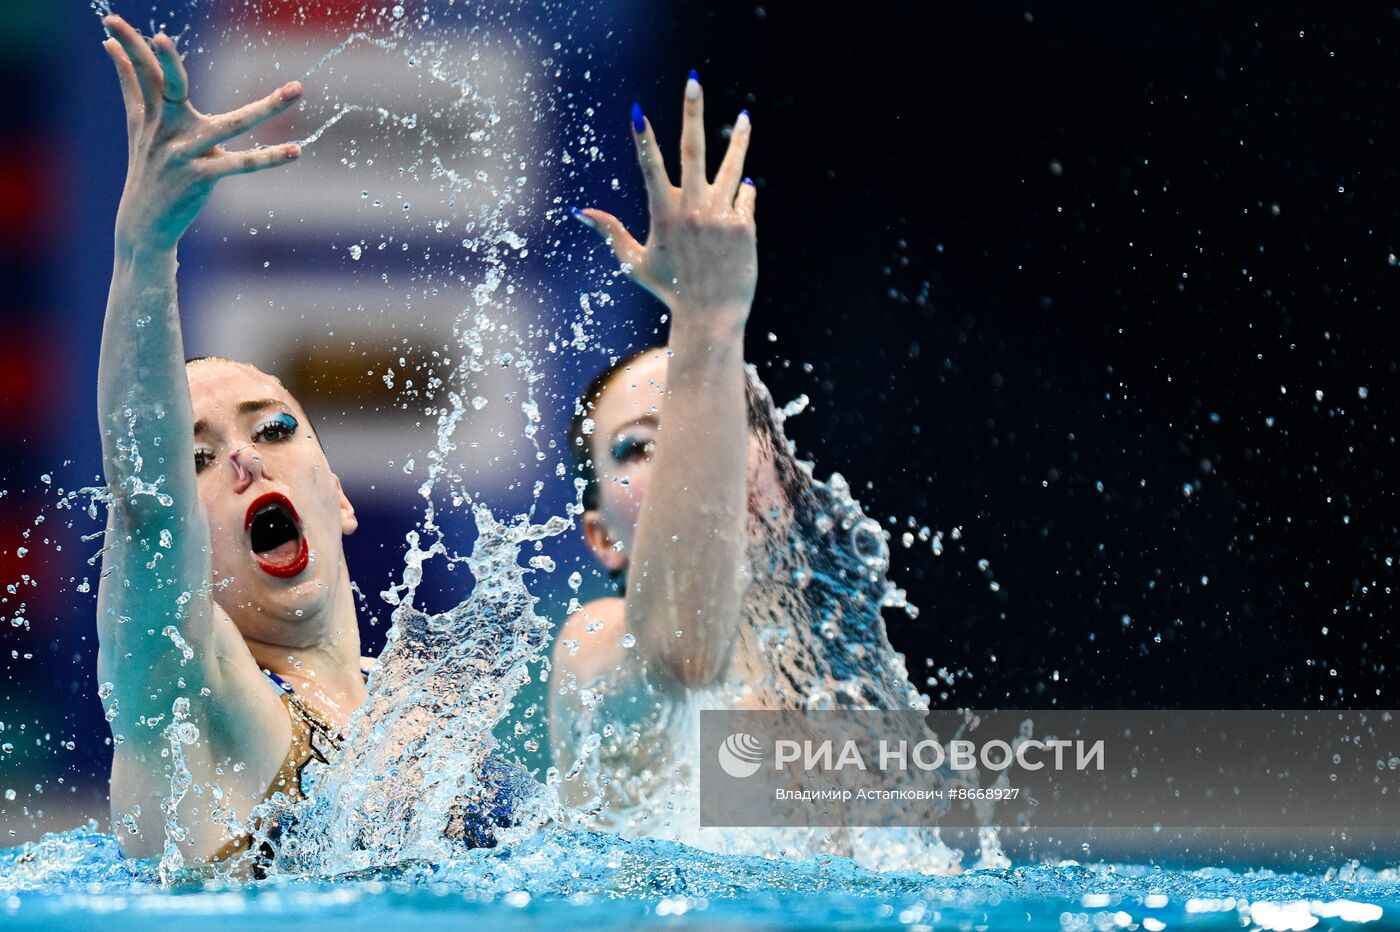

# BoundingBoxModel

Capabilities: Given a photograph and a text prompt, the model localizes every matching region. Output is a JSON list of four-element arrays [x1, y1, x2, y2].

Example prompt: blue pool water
[[3, 826, 1398, 930]]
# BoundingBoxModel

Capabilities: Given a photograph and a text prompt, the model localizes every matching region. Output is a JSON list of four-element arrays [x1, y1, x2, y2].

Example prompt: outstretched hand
[[576, 71, 757, 322], [103, 15, 304, 256]]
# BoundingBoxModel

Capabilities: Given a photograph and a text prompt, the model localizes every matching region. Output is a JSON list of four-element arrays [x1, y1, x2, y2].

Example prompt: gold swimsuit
[[203, 667, 367, 867]]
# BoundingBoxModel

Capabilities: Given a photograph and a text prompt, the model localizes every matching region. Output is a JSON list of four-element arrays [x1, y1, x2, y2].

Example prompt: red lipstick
[[245, 492, 309, 579]]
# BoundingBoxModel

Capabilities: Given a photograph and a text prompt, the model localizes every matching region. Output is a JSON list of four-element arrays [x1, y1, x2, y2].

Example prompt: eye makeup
[[610, 433, 656, 463], [252, 411, 299, 443]]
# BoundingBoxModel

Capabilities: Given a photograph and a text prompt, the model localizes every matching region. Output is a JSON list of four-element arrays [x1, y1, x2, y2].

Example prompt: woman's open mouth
[[245, 492, 309, 579]]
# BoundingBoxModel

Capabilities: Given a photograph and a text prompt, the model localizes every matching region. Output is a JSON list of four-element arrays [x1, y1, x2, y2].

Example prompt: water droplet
[[162, 626, 194, 662]]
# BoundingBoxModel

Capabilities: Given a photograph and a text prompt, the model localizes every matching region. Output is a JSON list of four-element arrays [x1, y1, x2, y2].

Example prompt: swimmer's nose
[[229, 445, 262, 493]]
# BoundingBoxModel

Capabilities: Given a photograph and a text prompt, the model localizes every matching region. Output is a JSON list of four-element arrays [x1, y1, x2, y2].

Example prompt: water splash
[[277, 504, 569, 874], [292, 105, 394, 150], [157, 697, 199, 882], [299, 31, 403, 84]]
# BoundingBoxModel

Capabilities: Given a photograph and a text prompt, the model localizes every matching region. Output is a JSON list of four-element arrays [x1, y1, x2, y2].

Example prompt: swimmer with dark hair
[[550, 73, 783, 835], [548, 81, 953, 873]]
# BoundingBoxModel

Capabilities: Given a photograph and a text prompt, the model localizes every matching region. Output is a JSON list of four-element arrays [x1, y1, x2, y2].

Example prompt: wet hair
[[568, 346, 657, 512], [569, 345, 774, 512], [569, 347, 782, 597], [185, 355, 325, 451]]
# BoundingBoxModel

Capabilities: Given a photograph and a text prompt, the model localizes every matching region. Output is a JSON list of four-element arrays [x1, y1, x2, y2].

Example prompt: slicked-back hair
[[184, 355, 324, 451]]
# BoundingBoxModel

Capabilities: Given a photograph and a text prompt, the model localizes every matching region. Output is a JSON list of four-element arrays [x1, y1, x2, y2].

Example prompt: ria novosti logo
[[717, 732, 765, 778], [715, 730, 1107, 779]]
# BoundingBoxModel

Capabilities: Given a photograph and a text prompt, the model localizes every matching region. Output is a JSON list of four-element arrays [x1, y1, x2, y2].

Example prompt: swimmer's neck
[[242, 566, 368, 722]]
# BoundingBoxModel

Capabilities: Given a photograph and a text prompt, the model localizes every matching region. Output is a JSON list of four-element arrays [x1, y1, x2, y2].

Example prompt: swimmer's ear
[[582, 510, 626, 573], [334, 473, 358, 535]]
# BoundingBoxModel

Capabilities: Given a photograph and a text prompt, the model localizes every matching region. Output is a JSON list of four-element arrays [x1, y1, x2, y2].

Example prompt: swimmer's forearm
[[626, 306, 750, 687], [98, 247, 198, 521], [578, 74, 757, 686], [96, 248, 221, 672]]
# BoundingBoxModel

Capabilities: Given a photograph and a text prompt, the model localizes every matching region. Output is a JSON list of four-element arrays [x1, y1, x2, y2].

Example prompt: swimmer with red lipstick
[[95, 15, 397, 866]]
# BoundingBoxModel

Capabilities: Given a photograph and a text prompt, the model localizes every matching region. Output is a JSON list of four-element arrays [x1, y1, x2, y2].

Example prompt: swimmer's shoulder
[[553, 596, 628, 687]]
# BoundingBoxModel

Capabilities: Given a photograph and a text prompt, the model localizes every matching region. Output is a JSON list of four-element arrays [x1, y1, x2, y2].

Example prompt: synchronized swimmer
[[97, 14, 530, 866]]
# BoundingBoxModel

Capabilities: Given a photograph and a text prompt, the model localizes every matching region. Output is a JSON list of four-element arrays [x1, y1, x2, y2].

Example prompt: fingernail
[[688, 68, 700, 84], [743, 177, 754, 186], [286, 144, 302, 160], [631, 102, 645, 133], [737, 109, 750, 128], [281, 81, 303, 101], [686, 70, 701, 102], [569, 206, 595, 227]]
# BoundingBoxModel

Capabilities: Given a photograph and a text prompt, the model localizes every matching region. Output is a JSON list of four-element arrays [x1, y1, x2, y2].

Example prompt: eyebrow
[[193, 398, 290, 437], [608, 415, 660, 441]]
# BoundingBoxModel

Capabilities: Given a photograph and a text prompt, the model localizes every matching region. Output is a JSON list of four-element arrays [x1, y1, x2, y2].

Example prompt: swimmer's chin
[[227, 553, 340, 624]]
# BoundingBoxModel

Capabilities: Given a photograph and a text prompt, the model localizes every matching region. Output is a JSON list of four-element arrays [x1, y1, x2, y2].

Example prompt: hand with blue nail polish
[[574, 72, 757, 323], [562, 71, 761, 715]]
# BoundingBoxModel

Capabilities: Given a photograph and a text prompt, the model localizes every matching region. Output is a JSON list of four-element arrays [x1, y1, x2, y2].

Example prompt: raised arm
[[96, 15, 304, 858], [575, 73, 757, 687]]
